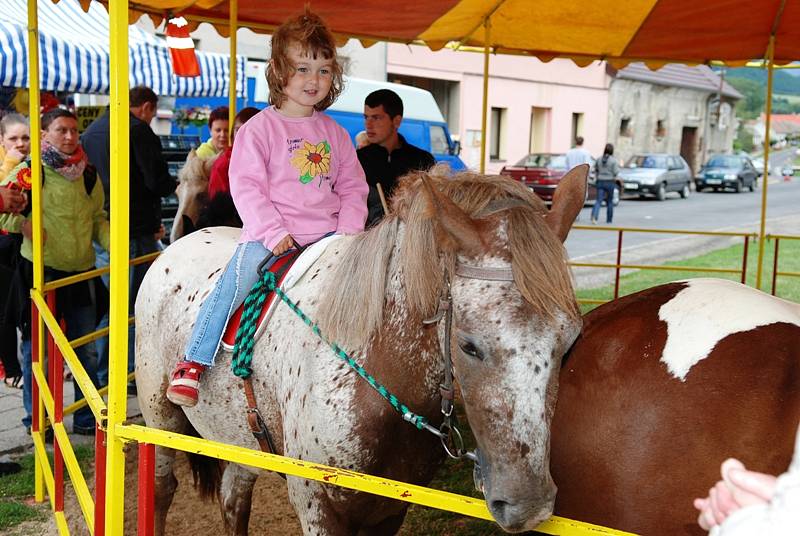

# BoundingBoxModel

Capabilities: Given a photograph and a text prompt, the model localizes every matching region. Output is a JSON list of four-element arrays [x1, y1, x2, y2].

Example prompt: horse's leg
[[154, 446, 178, 536], [357, 513, 406, 536], [218, 463, 258, 536]]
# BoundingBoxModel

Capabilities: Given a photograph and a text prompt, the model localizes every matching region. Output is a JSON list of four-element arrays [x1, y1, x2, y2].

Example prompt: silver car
[[619, 154, 693, 201]]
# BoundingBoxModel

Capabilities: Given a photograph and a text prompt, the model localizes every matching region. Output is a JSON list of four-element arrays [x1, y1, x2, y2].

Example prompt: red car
[[500, 153, 615, 206]]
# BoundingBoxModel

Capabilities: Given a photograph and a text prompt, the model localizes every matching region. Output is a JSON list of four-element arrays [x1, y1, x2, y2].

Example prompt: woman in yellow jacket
[[0, 108, 110, 436], [193, 106, 229, 160]]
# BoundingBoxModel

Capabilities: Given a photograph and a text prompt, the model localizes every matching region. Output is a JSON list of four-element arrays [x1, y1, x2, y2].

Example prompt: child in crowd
[[0, 113, 31, 180], [166, 10, 368, 407]]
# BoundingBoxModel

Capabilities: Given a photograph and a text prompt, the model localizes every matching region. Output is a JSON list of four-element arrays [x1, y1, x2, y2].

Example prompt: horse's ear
[[419, 173, 485, 256], [544, 164, 588, 242]]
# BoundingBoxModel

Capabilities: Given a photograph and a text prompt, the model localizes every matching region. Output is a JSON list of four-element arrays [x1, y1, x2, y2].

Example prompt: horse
[[549, 278, 800, 536], [170, 149, 241, 244], [135, 165, 590, 535]]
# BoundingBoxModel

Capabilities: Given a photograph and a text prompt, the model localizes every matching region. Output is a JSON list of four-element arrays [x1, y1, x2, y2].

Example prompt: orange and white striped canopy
[[119, 0, 799, 67]]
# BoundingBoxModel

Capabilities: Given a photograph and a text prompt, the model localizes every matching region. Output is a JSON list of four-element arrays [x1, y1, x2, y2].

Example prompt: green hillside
[[725, 67, 800, 95]]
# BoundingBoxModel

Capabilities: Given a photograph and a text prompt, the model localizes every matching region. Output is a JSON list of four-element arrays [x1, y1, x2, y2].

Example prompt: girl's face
[[43, 117, 79, 155], [209, 119, 229, 151], [2, 123, 31, 157], [277, 43, 333, 118]]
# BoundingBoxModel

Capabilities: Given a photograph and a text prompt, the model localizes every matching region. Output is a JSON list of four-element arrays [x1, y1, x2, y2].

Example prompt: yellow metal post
[[229, 0, 238, 134], [756, 35, 775, 289], [105, 0, 130, 533], [479, 18, 490, 173], [26, 0, 44, 503]]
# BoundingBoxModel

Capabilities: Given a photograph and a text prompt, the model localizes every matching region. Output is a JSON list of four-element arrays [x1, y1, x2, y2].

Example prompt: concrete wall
[[387, 45, 610, 173], [608, 79, 738, 173]]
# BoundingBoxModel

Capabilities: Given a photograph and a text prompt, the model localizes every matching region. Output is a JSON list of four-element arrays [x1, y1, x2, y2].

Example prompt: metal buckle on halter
[[439, 420, 466, 460]]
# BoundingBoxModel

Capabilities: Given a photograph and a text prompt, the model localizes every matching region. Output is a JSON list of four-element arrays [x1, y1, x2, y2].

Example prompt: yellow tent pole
[[26, 0, 44, 503], [755, 35, 775, 289], [105, 0, 131, 533], [479, 18, 490, 173], [228, 0, 237, 136]]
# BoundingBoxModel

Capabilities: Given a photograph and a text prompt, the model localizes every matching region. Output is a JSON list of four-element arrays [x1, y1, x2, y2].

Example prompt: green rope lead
[[231, 270, 430, 431]]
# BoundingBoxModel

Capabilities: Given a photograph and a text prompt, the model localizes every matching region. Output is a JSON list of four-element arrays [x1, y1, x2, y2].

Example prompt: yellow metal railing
[[767, 233, 800, 295], [569, 225, 756, 303]]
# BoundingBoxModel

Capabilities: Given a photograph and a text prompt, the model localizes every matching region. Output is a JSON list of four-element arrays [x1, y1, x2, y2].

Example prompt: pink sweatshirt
[[230, 107, 368, 251]]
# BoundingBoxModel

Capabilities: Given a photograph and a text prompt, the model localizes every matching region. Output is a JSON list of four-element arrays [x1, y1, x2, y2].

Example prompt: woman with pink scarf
[[0, 108, 110, 437]]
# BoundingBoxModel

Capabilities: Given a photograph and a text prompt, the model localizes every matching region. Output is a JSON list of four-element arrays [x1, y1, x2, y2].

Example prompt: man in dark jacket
[[358, 89, 435, 227], [81, 85, 177, 389]]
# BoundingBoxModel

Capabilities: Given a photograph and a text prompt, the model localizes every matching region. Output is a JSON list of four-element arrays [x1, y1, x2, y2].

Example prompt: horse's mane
[[317, 166, 580, 351]]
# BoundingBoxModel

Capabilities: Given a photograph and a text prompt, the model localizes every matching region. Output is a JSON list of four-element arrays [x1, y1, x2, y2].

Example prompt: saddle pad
[[220, 234, 342, 351]]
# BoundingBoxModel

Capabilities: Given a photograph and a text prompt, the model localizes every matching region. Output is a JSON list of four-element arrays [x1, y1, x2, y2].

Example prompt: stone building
[[607, 63, 741, 174]]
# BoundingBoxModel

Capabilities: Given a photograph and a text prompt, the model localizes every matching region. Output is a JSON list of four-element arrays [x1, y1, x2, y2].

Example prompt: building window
[[620, 118, 632, 137], [571, 112, 584, 144], [656, 119, 666, 138], [490, 107, 507, 161]]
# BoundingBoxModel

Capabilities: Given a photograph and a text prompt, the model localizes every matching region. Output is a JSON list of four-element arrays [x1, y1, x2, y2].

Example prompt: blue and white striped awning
[[0, 0, 245, 97]]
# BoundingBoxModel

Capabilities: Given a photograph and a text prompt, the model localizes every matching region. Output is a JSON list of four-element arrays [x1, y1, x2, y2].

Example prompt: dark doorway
[[681, 127, 698, 175]]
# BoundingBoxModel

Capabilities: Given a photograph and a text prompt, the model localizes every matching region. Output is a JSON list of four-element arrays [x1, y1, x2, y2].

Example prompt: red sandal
[[165, 361, 207, 407]]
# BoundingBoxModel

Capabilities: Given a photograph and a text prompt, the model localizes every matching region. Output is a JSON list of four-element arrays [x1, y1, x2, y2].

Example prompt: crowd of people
[[0, 8, 796, 534]]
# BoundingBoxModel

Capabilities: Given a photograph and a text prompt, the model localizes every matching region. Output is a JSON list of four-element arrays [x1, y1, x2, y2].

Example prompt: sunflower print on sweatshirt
[[290, 140, 331, 185]]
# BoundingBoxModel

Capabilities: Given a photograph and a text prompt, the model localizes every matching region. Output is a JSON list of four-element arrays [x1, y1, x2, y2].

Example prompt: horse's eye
[[459, 340, 482, 360]]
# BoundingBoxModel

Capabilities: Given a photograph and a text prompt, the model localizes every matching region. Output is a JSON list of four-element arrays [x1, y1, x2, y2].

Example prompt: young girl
[[0, 113, 31, 181], [167, 10, 368, 407]]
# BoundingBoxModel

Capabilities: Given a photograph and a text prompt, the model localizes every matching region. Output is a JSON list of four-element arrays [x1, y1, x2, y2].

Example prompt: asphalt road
[[565, 148, 800, 260]]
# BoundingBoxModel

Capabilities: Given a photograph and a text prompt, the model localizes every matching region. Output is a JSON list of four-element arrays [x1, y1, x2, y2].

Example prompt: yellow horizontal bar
[[63, 371, 135, 419], [31, 292, 107, 421], [577, 299, 607, 304], [776, 270, 800, 278], [53, 423, 95, 535], [43, 252, 160, 292], [572, 225, 754, 238], [68, 315, 134, 349], [569, 263, 740, 274], [116, 424, 631, 535], [767, 234, 800, 240]]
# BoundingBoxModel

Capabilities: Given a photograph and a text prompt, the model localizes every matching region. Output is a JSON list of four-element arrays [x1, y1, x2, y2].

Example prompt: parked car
[[695, 154, 758, 193], [750, 156, 764, 176], [618, 153, 692, 201], [500, 153, 618, 206]]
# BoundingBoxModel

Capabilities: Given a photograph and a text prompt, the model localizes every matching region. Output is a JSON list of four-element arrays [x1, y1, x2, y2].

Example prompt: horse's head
[[170, 149, 216, 243], [317, 165, 587, 532], [411, 166, 587, 531]]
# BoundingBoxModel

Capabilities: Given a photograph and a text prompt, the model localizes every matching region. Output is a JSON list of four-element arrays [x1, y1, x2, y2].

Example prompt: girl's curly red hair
[[267, 10, 343, 111]]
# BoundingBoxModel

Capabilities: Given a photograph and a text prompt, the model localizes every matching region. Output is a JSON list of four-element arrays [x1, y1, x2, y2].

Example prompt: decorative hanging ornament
[[166, 16, 201, 77]]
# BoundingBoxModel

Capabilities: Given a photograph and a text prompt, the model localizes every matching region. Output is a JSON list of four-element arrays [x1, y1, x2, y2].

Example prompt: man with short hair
[[565, 136, 593, 170], [358, 89, 435, 227], [82, 85, 177, 388]]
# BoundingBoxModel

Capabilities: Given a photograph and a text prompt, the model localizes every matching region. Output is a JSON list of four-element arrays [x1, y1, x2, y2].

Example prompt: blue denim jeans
[[22, 303, 99, 429], [591, 181, 616, 223], [94, 237, 163, 387], [185, 241, 272, 367]]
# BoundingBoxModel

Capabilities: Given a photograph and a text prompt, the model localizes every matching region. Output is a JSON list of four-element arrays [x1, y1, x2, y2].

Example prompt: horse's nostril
[[489, 499, 512, 523]]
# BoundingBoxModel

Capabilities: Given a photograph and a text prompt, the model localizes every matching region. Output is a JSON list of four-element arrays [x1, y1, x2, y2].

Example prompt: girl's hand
[[694, 458, 779, 531], [21, 219, 47, 244], [272, 234, 294, 256], [6, 148, 26, 162], [0, 186, 27, 213]]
